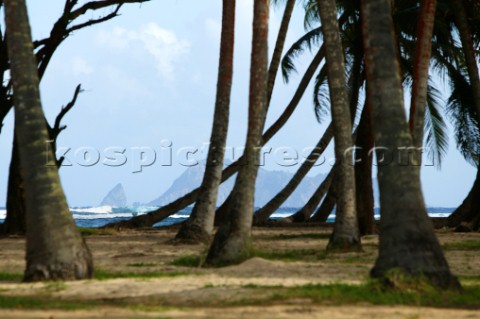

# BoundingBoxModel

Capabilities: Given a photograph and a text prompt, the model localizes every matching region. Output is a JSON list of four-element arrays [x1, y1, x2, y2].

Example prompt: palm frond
[[313, 64, 330, 123], [424, 80, 449, 168], [281, 26, 323, 82], [446, 67, 480, 167]]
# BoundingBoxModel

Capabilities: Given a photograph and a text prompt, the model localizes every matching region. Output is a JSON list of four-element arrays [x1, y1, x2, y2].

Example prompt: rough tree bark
[[447, 0, 480, 232], [408, 0, 437, 161], [175, 0, 236, 244], [4, 0, 93, 281], [362, 0, 460, 290], [317, 0, 360, 252], [204, 0, 269, 267], [355, 98, 375, 235]]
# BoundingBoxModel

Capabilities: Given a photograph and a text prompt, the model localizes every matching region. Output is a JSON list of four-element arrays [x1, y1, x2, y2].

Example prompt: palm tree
[[408, 0, 437, 160], [175, 0, 236, 244], [355, 97, 375, 235], [4, 0, 93, 281], [289, 165, 335, 222], [105, 34, 326, 230], [253, 124, 333, 224], [361, 0, 460, 289], [445, 0, 480, 231], [316, 0, 360, 251], [1, 0, 149, 235], [204, 0, 269, 266]]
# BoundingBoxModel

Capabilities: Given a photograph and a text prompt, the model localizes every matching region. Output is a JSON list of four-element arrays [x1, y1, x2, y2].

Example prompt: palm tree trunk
[[175, 0, 236, 244], [309, 171, 338, 222], [317, 0, 360, 252], [204, 0, 269, 267], [448, 0, 480, 232], [361, 0, 460, 290], [2, 138, 26, 235], [355, 98, 375, 235], [452, 0, 480, 122], [289, 166, 335, 222], [408, 0, 437, 157], [5, 0, 93, 281], [105, 45, 326, 230], [447, 169, 480, 231], [253, 124, 333, 224], [267, 0, 295, 105]]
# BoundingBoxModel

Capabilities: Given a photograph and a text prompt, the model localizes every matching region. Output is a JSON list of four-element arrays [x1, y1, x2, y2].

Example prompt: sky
[[0, 0, 476, 207]]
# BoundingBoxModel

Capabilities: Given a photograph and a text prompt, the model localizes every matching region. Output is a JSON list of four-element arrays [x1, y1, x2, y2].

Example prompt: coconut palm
[[4, 0, 93, 281], [175, 0, 236, 244], [106, 29, 326, 230], [204, 0, 269, 266], [316, 0, 360, 251], [361, 0, 460, 290]]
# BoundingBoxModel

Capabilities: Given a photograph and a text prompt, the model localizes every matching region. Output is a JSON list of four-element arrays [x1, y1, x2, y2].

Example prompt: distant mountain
[[100, 183, 127, 207], [147, 163, 328, 208]]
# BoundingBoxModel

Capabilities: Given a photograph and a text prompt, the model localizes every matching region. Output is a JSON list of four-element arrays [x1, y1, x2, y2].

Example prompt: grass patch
[[0, 272, 23, 282], [0, 295, 94, 310], [253, 248, 327, 262], [43, 281, 68, 292], [169, 255, 203, 267], [127, 262, 159, 268], [248, 283, 480, 308], [443, 240, 480, 251], [459, 276, 480, 286], [79, 228, 115, 236], [266, 233, 331, 241], [94, 269, 186, 280]]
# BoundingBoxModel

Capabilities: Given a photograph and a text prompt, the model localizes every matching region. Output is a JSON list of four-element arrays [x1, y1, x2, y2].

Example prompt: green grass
[[169, 255, 203, 267], [459, 276, 480, 286], [252, 248, 327, 262], [247, 283, 480, 308], [127, 262, 159, 268], [42, 281, 68, 292], [0, 295, 94, 310], [94, 269, 186, 280], [0, 272, 23, 282], [265, 233, 332, 241], [443, 240, 480, 251], [79, 228, 116, 236]]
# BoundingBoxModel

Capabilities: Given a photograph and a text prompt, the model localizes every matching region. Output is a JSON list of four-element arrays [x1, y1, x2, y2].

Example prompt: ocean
[[0, 206, 455, 228]]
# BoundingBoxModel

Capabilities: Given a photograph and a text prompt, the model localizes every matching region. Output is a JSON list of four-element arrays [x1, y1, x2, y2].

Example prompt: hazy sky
[[0, 0, 475, 207]]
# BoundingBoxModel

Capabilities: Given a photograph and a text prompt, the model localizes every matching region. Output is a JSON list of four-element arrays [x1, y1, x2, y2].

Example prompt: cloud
[[71, 56, 94, 76], [96, 23, 190, 79]]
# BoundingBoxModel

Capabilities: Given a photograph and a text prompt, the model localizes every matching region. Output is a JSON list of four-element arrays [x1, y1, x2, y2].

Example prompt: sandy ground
[[0, 226, 479, 318]]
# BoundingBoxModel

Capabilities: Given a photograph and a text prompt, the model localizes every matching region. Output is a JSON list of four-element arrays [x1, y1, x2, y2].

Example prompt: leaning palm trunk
[[105, 46, 325, 230], [288, 166, 336, 222], [361, 0, 460, 290], [447, 168, 480, 231], [253, 124, 333, 224], [447, 0, 480, 232], [175, 0, 236, 244], [267, 0, 295, 104], [204, 0, 269, 266], [309, 174, 338, 222], [4, 0, 93, 281], [317, 0, 360, 251], [408, 0, 437, 159]]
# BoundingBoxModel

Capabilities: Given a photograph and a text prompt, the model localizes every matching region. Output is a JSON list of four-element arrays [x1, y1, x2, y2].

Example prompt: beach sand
[[0, 226, 478, 318]]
